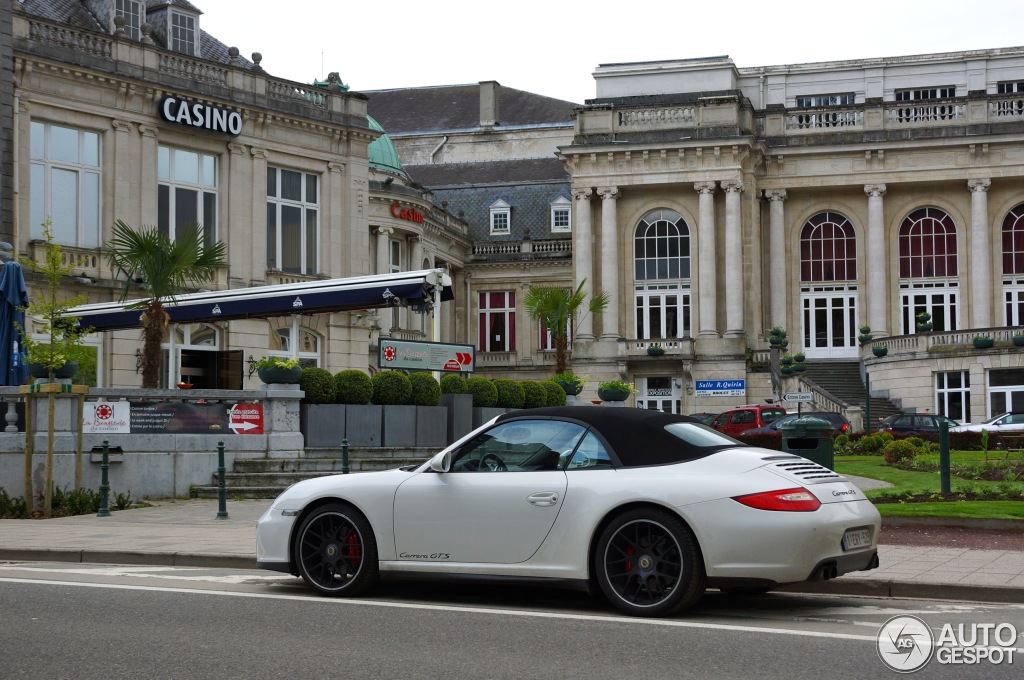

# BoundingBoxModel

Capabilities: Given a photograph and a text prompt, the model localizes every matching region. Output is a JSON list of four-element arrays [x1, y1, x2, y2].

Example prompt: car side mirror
[[429, 450, 452, 472]]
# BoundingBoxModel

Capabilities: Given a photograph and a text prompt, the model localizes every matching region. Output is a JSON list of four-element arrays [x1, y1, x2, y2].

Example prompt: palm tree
[[524, 279, 609, 374], [107, 220, 226, 388]]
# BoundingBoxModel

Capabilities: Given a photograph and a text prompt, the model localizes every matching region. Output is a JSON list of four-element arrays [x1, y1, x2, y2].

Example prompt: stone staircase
[[192, 447, 438, 499], [803, 361, 902, 422]]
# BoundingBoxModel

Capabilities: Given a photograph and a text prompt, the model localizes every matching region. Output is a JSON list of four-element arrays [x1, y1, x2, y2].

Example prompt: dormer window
[[115, 0, 142, 40], [170, 10, 198, 56], [550, 196, 571, 232], [489, 199, 511, 235]]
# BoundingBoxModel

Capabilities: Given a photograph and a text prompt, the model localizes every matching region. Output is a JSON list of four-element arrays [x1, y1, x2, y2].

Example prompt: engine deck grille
[[769, 459, 844, 483]]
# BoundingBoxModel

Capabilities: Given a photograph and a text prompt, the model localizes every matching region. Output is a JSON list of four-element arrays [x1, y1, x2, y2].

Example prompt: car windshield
[[762, 410, 786, 424]]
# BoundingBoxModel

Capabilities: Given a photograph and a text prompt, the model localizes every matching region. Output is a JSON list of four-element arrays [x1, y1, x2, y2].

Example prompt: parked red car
[[711, 405, 788, 437]]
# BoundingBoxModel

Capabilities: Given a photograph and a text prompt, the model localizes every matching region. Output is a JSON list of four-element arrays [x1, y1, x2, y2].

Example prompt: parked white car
[[256, 406, 881, 617], [950, 412, 1024, 433]]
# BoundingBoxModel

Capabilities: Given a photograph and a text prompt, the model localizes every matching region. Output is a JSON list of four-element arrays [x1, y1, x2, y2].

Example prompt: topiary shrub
[[520, 380, 547, 409], [371, 370, 413, 405], [883, 438, 920, 465], [409, 372, 441, 406], [440, 374, 467, 394], [466, 377, 498, 407], [298, 367, 337, 404], [334, 370, 373, 404], [541, 380, 567, 407], [494, 378, 525, 408]]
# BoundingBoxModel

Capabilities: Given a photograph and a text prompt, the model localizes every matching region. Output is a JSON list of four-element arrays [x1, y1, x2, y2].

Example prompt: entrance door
[[800, 286, 857, 359], [636, 376, 680, 413]]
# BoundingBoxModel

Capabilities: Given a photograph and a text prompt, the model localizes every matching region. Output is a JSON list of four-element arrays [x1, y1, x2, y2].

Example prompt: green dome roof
[[367, 116, 405, 176]]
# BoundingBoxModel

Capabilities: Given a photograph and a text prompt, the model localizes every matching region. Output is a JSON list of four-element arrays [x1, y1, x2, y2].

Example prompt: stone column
[[598, 186, 620, 339], [766, 189, 788, 331], [376, 227, 391, 335], [865, 184, 888, 336], [723, 180, 744, 337], [410, 235, 423, 272], [695, 182, 718, 337], [138, 125, 159, 227], [572, 188, 595, 339], [968, 179, 992, 329]]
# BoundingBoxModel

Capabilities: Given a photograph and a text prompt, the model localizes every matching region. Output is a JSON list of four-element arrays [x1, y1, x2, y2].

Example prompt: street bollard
[[216, 440, 229, 519], [97, 439, 111, 517], [342, 438, 350, 475], [939, 420, 951, 493]]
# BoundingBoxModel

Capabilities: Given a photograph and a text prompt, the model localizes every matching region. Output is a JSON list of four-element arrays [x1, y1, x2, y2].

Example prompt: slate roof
[[20, 0, 251, 68], [430, 183, 571, 243], [406, 158, 567, 188], [364, 84, 578, 133]]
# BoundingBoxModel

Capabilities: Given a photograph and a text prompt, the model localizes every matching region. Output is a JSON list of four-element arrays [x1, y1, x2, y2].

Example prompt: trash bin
[[780, 416, 835, 470]]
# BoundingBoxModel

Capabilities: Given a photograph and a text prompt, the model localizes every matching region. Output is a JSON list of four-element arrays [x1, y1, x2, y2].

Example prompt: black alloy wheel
[[294, 503, 379, 596], [595, 508, 705, 616]]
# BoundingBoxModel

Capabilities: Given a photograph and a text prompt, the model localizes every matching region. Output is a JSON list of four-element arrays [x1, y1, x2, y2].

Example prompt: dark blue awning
[[65, 269, 454, 332]]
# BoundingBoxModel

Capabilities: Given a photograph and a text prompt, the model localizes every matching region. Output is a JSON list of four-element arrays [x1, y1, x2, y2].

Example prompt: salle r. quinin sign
[[159, 96, 242, 136]]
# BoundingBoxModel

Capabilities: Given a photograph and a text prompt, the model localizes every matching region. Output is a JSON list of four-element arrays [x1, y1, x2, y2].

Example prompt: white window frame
[[158, 145, 218, 248], [795, 93, 855, 107], [389, 239, 403, 274], [899, 280, 960, 334], [997, 81, 1024, 94], [115, 0, 142, 40], [635, 284, 691, 340], [164, 323, 219, 388], [935, 371, 970, 423], [270, 322, 322, 368], [550, 196, 571, 233], [29, 121, 101, 248], [489, 199, 511, 235], [895, 87, 956, 101], [479, 291, 516, 352], [266, 167, 319, 275], [170, 10, 198, 56]]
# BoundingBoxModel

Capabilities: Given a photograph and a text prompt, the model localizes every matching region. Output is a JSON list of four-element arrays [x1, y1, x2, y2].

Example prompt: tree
[[107, 221, 226, 388], [524, 279, 609, 374]]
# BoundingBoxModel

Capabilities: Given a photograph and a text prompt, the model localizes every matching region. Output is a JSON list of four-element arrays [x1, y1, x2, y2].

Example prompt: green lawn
[[833, 454, 1024, 520]]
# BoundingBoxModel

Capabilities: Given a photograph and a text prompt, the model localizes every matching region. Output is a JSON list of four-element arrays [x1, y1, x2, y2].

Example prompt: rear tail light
[[732, 487, 821, 512], [840, 423, 849, 433]]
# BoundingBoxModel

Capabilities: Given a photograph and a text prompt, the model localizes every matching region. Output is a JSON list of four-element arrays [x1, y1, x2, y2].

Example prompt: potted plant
[[552, 369, 586, 396], [915, 311, 933, 332], [872, 344, 888, 357], [858, 325, 872, 345], [767, 326, 787, 348], [254, 356, 302, 384], [20, 221, 90, 380], [646, 343, 665, 357], [597, 379, 634, 402], [972, 335, 994, 349], [1012, 331, 1024, 347]]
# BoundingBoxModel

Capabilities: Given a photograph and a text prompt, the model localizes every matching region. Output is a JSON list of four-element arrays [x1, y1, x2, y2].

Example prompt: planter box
[[415, 405, 448, 448], [473, 407, 508, 429], [345, 404, 382, 447], [382, 405, 416, 447], [441, 393, 473, 443], [300, 403, 347, 448]]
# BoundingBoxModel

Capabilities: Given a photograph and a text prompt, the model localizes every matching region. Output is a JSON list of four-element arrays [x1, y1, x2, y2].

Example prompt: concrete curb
[[780, 578, 1024, 605], [881, 516, 1024, 530], [0, 548, 255, 570]]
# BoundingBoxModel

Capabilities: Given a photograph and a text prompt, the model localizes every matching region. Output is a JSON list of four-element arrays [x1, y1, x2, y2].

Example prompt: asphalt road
[[2, 562, 1023, 679]]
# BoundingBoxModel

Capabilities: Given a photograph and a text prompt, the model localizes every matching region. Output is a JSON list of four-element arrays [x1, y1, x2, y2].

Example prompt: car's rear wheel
[[294, 503, 378, 597], [595, 508, 705, 617]]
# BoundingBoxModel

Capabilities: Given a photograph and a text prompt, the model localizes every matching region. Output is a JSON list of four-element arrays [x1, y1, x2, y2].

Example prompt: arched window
[[798, 212, 858, 358], [800, 212, 856, 282], [898, 207, 959, 333], [899, 207, 957, 278], [633, 210, 691, 340], [1001, 203, 1024, 324]]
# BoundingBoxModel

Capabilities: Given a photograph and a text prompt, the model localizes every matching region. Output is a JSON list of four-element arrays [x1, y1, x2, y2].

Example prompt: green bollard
[[97, 440, 111, 517], [342, 438, 350, 475], [216, 440, 229, 519], [939, 420, 951, 493]]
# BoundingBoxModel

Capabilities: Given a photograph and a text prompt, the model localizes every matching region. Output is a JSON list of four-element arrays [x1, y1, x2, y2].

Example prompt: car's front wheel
[[594, 508, 705, 616], [294, 503, 378, 597]]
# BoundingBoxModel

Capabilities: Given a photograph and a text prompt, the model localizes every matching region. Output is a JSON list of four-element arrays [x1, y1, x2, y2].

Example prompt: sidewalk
[[2, 496, 1023, 604]]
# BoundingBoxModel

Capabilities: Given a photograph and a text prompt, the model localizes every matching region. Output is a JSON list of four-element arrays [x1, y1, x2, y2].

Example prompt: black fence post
[[97, 440, 111, 517], [342, 438, 350, 475], [216, 440, 229, 519]]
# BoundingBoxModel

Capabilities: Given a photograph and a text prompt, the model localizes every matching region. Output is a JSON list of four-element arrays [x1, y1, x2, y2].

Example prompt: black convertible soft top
[[494, 406, 738, 468]]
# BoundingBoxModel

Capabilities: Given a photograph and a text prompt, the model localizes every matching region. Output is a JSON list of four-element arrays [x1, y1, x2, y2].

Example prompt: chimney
[[479, 80, 500, 127]]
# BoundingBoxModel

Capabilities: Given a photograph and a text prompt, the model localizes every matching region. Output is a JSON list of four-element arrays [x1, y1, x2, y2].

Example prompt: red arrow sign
[[443, 358, 462, 371], [228, 404, 263, 434]]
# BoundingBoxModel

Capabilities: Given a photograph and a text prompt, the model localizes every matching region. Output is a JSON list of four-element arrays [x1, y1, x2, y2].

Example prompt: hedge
[[334, 370, 373, 404], [298, 367, 336, 404], [494, 378, 525, 408], [409, 372, 441, 406], [466, 376, 498, 407], [371, 370, 413, 405]]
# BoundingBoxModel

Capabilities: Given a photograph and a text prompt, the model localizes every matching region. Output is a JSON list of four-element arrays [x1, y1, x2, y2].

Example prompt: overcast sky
[[202, 0, 1024, 105]]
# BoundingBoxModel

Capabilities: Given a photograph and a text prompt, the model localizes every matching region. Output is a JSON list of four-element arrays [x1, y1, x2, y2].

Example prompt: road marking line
[[0, 577, 880, 641]]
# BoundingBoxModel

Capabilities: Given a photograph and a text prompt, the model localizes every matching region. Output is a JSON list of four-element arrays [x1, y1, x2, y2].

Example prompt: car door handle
[[527, 492, 559, 507]]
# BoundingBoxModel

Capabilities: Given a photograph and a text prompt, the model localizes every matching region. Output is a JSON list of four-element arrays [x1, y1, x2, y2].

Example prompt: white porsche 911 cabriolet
[[256, 406, 880, 616]]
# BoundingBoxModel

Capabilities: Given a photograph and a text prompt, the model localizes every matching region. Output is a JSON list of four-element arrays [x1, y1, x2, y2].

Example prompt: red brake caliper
[[625, 544, 636, 572], [345, 530, 362, 567]]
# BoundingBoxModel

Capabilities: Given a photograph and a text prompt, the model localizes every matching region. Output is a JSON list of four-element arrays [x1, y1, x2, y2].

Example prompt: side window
[[732, 410, 754, 424], [567, 432, 614, 470], [762, 410, 785, 424], [452, 419, 586, 472], [712, 413, 729, 428]]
